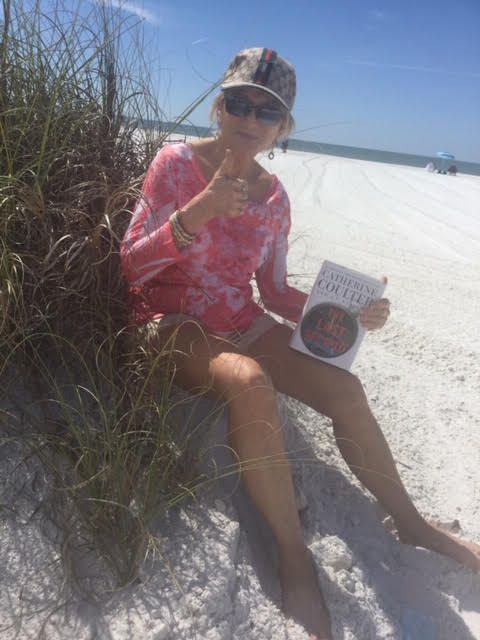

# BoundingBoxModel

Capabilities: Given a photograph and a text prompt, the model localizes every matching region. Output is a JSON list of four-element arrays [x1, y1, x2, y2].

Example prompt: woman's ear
[[277, 120, 287, 139]]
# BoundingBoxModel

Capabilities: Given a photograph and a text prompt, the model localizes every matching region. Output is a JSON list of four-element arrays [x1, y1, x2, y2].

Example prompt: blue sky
[[26, 1, 480, 161], [128, 0, 479, 162]]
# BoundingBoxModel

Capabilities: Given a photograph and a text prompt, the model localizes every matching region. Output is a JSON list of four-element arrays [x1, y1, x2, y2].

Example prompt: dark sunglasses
[[224, 95, 285, 126]]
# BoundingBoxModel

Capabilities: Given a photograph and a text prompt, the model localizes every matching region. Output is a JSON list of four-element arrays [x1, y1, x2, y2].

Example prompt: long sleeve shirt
[[120, 142, 307, 332]]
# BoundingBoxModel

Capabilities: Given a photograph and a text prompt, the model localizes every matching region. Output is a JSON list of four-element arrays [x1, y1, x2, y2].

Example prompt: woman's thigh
[[246, 323, 367, 419], [138, 318, 273, 401]]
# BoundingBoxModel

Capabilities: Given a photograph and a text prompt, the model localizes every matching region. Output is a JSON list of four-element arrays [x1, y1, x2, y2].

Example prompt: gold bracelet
[[170, 217, 189, 248], [169, 210, 196, 247], [171, 213, 192, 246], [173, 209, 196, 241]]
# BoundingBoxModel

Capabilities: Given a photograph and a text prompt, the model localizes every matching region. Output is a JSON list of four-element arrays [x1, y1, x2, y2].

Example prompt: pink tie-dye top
[[120, 142, 307, 332]]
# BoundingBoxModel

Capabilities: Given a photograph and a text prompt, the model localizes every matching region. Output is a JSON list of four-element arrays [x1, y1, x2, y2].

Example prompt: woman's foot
[[279, 547, 333, 640], [397, 519, 480, 571]]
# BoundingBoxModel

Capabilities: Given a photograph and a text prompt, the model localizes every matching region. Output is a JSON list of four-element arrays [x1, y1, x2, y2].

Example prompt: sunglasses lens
[[225, 96, 250, 117], [224, 95, 285, 126], [256, 108, 284, 125]]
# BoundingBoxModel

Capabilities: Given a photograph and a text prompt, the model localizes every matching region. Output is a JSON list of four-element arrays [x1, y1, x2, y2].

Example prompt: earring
[[268, 149, 275, 160]]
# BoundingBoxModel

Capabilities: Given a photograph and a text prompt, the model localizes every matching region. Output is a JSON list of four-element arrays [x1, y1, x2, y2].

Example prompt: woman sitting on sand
[[121, 48, 480, 640]]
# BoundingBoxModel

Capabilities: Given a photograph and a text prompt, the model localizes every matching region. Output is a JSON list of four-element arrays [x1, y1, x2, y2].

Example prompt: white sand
[[1, 150, 479, 639]]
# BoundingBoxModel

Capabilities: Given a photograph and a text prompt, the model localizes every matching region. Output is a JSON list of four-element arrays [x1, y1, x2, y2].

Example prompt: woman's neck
[[191, 137, 259, 181], [188, 137, 274, 203]]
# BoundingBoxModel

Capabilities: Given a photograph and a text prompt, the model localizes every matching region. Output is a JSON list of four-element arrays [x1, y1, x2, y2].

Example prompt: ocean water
[[141, 120, 480, 176], [285, 138, 480, 176]]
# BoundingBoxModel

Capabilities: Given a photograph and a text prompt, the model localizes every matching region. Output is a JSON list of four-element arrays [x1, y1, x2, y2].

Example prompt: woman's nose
[[243, 108, 258, 124]]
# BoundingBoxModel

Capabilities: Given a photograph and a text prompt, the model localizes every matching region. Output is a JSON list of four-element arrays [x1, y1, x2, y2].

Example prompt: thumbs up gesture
[[203, 148, 251, 219], [216, 148, 250, 180], [174, 148, 254, 237]]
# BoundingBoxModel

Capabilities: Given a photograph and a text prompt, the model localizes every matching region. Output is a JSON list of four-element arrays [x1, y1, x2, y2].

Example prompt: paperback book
[[290, 260, 387, 370]]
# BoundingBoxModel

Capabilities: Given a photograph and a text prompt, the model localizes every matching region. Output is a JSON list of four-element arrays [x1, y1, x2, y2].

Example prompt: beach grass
[[0, 0, 219, 590]]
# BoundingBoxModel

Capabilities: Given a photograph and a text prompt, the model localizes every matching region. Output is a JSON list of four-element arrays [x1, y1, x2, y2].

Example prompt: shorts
[[137, 312, 279, 353]]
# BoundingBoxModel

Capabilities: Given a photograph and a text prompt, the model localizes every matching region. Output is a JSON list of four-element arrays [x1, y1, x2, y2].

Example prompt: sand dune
[[1, 150, 479, 639]]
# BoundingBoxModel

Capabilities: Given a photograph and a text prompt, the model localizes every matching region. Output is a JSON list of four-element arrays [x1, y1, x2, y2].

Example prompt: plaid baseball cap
[[221, 48, 296, 112]]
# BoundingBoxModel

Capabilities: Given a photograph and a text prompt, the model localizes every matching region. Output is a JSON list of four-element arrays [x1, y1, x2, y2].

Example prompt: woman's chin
[[228, 132, 265, 153]]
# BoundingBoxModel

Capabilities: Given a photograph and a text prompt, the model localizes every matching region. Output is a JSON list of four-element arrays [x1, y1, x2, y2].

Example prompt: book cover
[[289, 260, 387, 370]]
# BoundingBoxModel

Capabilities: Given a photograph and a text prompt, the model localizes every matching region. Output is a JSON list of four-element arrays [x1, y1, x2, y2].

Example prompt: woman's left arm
[[255, 190, 307, 322], [256, 185, 391, 330]]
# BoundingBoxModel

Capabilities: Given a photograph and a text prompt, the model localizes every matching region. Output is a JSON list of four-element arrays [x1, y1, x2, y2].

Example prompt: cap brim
[[220, 82, 290, 111]]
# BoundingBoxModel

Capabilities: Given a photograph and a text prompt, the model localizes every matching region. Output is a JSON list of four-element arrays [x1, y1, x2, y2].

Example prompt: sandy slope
[[1, 150, 479, 639]]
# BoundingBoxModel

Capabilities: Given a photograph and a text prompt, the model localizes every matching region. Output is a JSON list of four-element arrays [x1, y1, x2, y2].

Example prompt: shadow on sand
[[173, 391, 480, 640]]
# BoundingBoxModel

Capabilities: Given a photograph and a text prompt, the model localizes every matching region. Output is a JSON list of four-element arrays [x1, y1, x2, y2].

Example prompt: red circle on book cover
[[300, 303, 358, 358]]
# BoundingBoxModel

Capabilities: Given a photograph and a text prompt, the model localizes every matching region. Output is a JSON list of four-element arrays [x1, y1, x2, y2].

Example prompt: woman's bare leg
[[248, 323, 480, 572], [147, 321, 332, 638]]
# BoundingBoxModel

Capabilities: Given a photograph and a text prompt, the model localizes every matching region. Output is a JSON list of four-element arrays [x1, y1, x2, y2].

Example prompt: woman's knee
[[325, 370, 369, 421], [214, 354, 274, 401]]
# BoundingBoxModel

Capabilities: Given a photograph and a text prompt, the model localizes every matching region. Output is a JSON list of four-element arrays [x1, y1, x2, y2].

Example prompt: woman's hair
[[209, 91, 295, 143]]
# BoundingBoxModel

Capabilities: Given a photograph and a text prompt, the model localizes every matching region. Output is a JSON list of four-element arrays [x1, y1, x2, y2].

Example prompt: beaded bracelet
[[169, 210, 196, 248]]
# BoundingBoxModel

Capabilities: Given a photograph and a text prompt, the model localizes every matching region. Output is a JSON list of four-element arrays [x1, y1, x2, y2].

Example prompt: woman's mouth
[[236, 131, 259, 142]]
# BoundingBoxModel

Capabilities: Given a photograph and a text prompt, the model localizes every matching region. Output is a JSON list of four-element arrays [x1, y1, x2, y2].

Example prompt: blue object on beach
[[435, 151, 455, 172], [401, 608, 436, 640]]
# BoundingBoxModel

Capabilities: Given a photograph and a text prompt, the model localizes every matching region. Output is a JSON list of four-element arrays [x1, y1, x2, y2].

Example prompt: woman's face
[[217, 87, 287, 155]]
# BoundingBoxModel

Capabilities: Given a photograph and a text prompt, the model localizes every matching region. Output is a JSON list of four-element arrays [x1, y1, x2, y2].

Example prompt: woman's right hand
[[200, 148, 251, 219], [177, 148, 251, 235]]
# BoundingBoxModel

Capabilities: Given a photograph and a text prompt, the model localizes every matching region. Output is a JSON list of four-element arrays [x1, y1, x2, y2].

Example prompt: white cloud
[[94, 0, 161, 26], [346, 60, 480, 78], [370, 9, 386, 21]]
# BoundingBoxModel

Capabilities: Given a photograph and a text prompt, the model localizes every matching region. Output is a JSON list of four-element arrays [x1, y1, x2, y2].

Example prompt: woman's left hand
[[359, 298, 391, 330]]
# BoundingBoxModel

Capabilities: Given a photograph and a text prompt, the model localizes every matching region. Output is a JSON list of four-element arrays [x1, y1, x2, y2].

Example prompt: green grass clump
[[0, 0, 217, 589]]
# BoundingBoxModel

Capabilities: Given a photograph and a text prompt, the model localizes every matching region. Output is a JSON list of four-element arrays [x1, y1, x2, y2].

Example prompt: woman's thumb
[[216, 148, 235, 177]]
